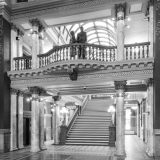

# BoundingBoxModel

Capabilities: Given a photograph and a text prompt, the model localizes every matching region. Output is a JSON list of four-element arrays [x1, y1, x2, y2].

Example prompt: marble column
[[115, 3, 126, 61], [29, 19, 40, 69], [10, 88, 18, 151], [114, 80, 127, 156], [52, 96, 61, 144], [29, 87, 41, 152], [148, 1, 153, 58], [145, 78, 154, 156], [39, 89, 46, 150], [137, 104, 140, 137], [38, 26, 45, 55], [17, 91, 24, 149], [11, 23, 17, 70], [17, 29, 24, 57]]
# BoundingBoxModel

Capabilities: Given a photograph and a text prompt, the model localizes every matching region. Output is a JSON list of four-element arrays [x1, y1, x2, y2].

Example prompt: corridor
[[0, 135, 154, 160]]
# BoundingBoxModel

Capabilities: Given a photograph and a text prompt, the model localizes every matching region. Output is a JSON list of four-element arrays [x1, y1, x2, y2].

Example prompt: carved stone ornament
[[11, 23, 17, 32], [115, 2, 126, 19], [18, 91, 24, 97], [38, 25, 45, 33], [145, 78, 153, 88], [29, 18, 41, 27], [114, 80, 127, 90], [52, 95, 61, 102], [68, 68, 78, 81], [39, 88, 46, 96], [10, 88, 18, 95], [145, 0, 154, 17], [17, 29, 24, 37], [28, 86, 41, 95], [115, 92, 127, 97]]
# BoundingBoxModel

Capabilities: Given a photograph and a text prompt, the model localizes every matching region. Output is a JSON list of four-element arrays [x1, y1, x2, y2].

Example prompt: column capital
[[115, 2, 126, 20], [17, 28, 24, 37], [11, 23, 18, 32], [39, 89, 46, 96], [145, 78, 153, 88], [145, 0, 154, 17], [10, 88, 18, 95], [18, 91, 24, 97], [29, 18, 41, 27], [52, 95, 61, 102], [38, 25, 45, 33], [114, 80, 127, 90], [28, 86, 41, 95]]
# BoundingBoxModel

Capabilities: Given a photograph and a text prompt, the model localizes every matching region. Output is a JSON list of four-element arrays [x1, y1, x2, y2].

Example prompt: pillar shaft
[[39, 35, 44, 55], [17, 37, 23, 57], [10, 89, 18, 151], [54, 105, 60, 144], [17, 91, 24, 149], [149, 5, 153, 58], [114, 80, 126, 156], [115, 3, 126, 61], [11, 23, 17, 70], [39, 101, 45, 150]]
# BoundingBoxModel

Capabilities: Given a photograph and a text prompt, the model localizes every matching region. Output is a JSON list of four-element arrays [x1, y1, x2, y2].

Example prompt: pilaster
[[38, 25, 45, 55], [17, 91, 24, 149], [10, 88, 18, 151]]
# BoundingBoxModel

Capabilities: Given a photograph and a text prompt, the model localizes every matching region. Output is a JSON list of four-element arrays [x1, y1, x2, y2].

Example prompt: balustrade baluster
[[138, 46, 140, 59], [109, 49, 111, 61], [126, 47, 128, 60], [113, 48, 116, 61], [66, 47, 68, 60], [142, 46, 145, 58], [24, 59, 26, 70], [22, 59, 24, 70], [63, 48, 65, 60], [146, 44, 149, 58], [15, 60, 17, 70], [130, 47, 132, 60], [134, 46, 136, 59]]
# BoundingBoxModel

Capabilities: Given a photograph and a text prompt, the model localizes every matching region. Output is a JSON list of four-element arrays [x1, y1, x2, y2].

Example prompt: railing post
[[59, 125, 67, 145], [109, 123, 116, 147]]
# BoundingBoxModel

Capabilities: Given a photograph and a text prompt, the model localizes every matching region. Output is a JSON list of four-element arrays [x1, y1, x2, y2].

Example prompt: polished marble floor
[[0, 135, 156, 160]]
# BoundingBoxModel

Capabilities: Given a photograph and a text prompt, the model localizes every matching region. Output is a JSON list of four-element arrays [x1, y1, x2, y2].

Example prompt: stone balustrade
[[13, 42, 150, 71]]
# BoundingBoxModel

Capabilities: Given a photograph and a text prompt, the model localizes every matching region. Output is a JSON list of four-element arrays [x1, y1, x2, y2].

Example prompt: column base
[[115, 150, 126, 157], [18, 145, 24, 150], [30, 148, 40, 153], [40, 146, 47, 150], [10, 147, 18, 152]]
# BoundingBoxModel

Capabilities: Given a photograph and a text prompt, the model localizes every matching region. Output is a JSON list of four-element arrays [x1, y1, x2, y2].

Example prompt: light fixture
[[131, 106, 137, 110], [108, 105, 116, 113]]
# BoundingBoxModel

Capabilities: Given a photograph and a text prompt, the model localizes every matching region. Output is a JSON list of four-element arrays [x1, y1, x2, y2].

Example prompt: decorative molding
[[115, 2, 126, 19], [17, 28, 24, 37], [145, 0, 154, 17], [10, 88, 18, 95], [154, 129, 160, 135], [114, 80, 127, 90], [11, 0, 113, 20], [39, 88, 46, 96], [10, 69, 153, 85], [29, 18, 41, 27]]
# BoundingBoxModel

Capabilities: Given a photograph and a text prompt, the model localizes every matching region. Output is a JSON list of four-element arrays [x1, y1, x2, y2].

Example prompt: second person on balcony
[[70, 31, 77, 59], [77, 26, 87, 59]]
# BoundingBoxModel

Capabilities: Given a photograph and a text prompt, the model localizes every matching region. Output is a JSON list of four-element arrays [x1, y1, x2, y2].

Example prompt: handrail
[[67, 108, 78, 133], [124, 42, 150, 47], [81, 95, 89, 113]]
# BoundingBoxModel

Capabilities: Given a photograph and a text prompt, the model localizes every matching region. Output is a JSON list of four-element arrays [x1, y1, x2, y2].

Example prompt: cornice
[[10, 0, 121, 20], [10, 69, 153, 87]]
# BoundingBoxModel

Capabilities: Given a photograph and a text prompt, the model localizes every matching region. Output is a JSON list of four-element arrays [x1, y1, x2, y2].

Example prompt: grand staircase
[[66, 99, 112, 146]]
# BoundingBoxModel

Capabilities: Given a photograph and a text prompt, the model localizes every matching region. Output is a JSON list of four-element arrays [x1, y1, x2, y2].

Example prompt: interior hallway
[[0, 135, 154, 160]]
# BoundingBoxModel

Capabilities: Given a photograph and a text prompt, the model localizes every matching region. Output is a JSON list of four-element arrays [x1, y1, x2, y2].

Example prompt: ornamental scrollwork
[[115, 2, 126, 19]]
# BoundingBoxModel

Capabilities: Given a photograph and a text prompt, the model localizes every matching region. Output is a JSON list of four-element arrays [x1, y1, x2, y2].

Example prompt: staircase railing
[[67, 95, 89, 134]]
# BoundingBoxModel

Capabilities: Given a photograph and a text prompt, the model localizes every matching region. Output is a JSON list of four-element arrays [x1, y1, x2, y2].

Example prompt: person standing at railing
[[77, 26, 87, 59], [70, 31, 77, 59]]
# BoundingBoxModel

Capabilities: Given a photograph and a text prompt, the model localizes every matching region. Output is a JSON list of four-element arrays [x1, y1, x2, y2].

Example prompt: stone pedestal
[[59, 125, 67, 145], [10, 89, 18, 151], [17, 91, 24, 149], [115, 3, 126, 61], [114, 81, 126, 156]]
